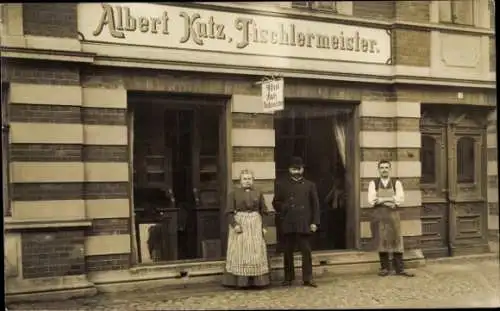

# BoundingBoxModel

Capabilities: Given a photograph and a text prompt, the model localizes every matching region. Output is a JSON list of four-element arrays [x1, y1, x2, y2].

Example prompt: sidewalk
[[7, 253, 499, 310]]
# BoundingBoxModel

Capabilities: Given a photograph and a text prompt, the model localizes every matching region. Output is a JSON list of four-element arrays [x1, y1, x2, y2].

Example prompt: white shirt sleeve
[[367, 181, 377, 207], [393, 180, 405, 206]]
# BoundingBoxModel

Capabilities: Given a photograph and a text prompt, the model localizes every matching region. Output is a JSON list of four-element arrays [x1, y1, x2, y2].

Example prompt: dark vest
[[374, 178, 397, 192]]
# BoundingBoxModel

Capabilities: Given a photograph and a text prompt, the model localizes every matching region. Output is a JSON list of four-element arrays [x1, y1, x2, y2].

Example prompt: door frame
[[272, 99, 360, 251], [420, 104, 492, 257], [1, 82, 10, 219], [127, 93, 230, 264], [348, 104, 361, 250]]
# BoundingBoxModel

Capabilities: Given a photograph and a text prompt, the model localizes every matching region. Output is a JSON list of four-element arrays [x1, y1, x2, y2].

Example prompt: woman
[[222, 169, 275, 288]]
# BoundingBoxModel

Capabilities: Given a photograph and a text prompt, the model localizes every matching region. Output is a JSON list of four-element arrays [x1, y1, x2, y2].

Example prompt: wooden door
[[420, 112, 451, 258], [420, 107, 490, 258], [192, 105, 224, 259], [449, 110, 490, 255], [132, 103, 178, 263]]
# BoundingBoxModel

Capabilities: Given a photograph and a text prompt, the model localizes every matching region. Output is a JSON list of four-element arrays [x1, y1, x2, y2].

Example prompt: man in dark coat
[[273, 157, 320, 287]]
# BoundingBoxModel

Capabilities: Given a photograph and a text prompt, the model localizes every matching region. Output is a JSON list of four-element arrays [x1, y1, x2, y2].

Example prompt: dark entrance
[[274, 103, 353, 251], [129, 94, 227, 263]]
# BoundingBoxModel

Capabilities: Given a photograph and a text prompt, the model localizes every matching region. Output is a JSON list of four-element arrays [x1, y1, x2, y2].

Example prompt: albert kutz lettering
[[92, 4, 381, 54]]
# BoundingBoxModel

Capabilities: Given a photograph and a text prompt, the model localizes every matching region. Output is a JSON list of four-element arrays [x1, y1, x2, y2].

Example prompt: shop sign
[[262, 78, 284, 113], [78, 3, 392, 64]]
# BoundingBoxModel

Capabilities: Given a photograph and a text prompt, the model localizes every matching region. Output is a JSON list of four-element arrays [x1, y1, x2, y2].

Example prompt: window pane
[[453, 0, 474, 25], [439, 0, 453, 22], [457, 137, 475, 183], [421, 136, 437, 184], [313, 1, 337, 11], [292, 1, 311, 8]]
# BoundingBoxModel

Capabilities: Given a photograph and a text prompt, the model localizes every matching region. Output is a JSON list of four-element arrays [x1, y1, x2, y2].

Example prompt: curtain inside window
[[333, 113, 347, 168]]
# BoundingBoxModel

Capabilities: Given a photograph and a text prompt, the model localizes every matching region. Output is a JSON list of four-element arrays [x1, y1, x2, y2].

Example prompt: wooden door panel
[[420, 112, 450, 257], [421, 107, 491, 257], [420, 203, 449, 257], [451, 115, 489, 253], [454, 131, 485, 202]]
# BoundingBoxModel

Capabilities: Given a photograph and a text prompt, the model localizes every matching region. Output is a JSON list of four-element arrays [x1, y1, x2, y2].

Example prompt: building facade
[[1, 1, 497, 299]]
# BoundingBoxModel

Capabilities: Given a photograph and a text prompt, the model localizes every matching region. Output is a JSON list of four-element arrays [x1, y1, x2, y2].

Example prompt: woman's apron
[[225, 211, 269, 276], [374, 186, 404, 253]]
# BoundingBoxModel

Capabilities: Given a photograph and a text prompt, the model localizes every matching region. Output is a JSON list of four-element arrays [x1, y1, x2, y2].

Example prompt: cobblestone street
[[8, 256, 500, 310]]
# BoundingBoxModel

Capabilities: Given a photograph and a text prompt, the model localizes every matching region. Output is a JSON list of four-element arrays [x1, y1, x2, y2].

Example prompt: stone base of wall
[[488, 229, 500, 254], [5, 275, 96, 303], [5, 250, 425, 302]]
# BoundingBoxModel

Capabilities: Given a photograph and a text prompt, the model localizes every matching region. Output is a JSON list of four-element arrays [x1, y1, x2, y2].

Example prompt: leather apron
[[373, 183, 404, 253]]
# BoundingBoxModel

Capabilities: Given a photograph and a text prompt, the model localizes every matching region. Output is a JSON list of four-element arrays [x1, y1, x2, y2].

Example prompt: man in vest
[[367, 160, 415, 277]]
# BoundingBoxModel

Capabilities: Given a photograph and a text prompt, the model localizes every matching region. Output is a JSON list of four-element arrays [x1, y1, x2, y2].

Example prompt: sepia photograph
[[1, 1, 498, 309]]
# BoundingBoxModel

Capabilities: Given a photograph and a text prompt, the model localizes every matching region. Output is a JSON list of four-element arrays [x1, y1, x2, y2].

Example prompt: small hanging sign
[[261, 75, 284, 113]]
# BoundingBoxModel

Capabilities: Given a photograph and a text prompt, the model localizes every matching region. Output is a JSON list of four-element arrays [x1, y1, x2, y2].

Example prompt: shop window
[[130, 97, 224, 264], [421, 135, 437, 184], [292, 1, 338, 13], [1, 83, 10, 217], [457, 136, 475, 183], [439, 0, 475, 25]]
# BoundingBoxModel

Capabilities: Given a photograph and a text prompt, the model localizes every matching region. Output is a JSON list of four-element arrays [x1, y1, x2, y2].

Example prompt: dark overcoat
[[272, 177, 320, 234]]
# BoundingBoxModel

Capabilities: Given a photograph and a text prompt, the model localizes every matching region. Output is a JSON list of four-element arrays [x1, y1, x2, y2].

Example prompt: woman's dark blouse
[[225, 187, 275, 227]]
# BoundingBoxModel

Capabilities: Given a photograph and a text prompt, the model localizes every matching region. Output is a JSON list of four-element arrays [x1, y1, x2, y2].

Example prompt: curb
[[426, 252, 499, 264]]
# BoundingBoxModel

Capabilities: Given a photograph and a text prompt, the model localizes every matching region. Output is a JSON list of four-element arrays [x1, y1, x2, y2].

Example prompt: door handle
[[193, 188, 201, 206], [441, 189, 449, 193], [166, 188, 175, 205]]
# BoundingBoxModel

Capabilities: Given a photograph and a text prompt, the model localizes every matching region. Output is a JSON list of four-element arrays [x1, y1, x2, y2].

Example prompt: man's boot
[[378, 252, 390, 276], [393, 252, 415, 277]]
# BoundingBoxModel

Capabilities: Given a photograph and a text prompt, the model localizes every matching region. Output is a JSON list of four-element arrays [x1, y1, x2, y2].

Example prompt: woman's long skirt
[[222, 211, 271, 288]]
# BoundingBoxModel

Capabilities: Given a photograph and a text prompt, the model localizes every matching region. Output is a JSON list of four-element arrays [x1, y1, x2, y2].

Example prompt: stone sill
[[120, 249, 423, 280], [4, 219, 92, 231], [0, 48, 95, 63], [185, 2, 494, 36], [88, 249, 425, 294]]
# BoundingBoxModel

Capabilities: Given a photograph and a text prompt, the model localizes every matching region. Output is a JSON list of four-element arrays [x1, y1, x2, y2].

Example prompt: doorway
[[420, 105, 490, 258], [274, 102, 354, 251], [129, 94, 227, 264]]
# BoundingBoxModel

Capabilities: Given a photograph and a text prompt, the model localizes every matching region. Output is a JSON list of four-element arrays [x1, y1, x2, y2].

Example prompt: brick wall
[[230, 95, 277, 248], [86, 254, 130, 273], [3, 59, 80, 85], [4, 59, 132, 278], [23, 3, 78, 38], [392, 29, 431, 67], [358, 99, 422, 251], [21, 230, 85, 279], [352, 1, 394, 20], [394, 1, 430, 23]]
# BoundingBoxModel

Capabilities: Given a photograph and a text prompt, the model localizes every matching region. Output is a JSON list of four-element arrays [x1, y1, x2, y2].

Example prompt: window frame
[[2, 82, 11, 218], [292, 1, 338, 13], [421, 135, 438, 185], [439, 0, 476, 26], [456, 136, 476, 184]]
